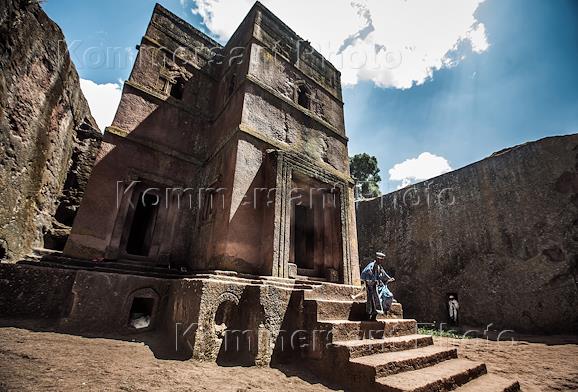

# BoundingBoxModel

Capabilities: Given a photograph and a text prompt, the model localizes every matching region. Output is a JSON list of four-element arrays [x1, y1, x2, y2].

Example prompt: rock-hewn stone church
[[65, 3, 360, 286], [0, 3, 520, 390]]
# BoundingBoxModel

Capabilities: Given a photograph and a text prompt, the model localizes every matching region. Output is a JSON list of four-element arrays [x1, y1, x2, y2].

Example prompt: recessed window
[[128, 297, 154, 329], [297, 85, 310, 109], [170, 77, 186, 100]]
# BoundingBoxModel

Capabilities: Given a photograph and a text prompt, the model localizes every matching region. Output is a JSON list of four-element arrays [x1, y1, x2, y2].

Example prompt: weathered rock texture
[[357, 134, 578, 334], [0, 0, 102, 261]]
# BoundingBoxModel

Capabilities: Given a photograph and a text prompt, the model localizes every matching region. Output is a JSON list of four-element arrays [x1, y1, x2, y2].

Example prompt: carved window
[[170, 76, 186, 100], [297, 84, 310, 110]]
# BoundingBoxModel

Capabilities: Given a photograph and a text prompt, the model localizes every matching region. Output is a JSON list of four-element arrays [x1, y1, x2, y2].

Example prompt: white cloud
[[468, 23, 489, 53], [79, 79, 122, 131], [389, 152, 452, 188], [191, 0, 489, 89]]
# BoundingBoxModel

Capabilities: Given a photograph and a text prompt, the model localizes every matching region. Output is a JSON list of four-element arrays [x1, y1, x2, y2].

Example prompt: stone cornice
[[124, 80, 212, 121], [140, 35, 219, 83], [238, 124, 354, 185], [151, 3, 222, 50], [244, 74, 348, 144], [106, 123, 353, 186], [105, 126, 203, 167]]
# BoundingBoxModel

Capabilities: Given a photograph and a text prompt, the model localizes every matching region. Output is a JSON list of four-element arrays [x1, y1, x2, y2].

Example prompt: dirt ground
[[0, 327, 577, 391], [433, 334, 578, 391], [0, 326, 335, 392]]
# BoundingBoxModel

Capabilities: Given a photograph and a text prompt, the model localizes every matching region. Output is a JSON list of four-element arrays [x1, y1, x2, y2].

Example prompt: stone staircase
[[302, 285, 520, 392]]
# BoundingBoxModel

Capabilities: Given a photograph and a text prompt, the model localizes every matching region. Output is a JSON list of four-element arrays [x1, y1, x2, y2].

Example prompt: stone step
[[318, 319, 417, 341], [19, 259, 316, 290], [25, 251, 320, 291], [304, 282, 364, 301], [305, 298, 366, 320], [20, 258, 185, 280], [195, 274, 315, 290], [306, 299, 403, 321], [377, 302, 403, 320], [196, 271, 316, 290], [350, 345, 458, 380], [332, 334, 434, 359], [454, 374, 521, 392], [375, 358, 487, 392], [31, 247, 63, 257]]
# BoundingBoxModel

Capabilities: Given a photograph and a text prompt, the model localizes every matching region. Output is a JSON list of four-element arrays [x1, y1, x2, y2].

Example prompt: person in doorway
[[361, 252, 395, 321], [448, 295, 459, 325]]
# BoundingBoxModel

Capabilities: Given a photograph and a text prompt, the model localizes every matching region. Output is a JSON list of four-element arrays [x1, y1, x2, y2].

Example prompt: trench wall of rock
[[0, 0, 102, 261], [356, 134, 578, 334]]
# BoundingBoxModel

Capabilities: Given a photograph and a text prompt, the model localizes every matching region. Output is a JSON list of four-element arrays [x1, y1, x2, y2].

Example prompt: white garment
[[448, 299, 459, 322]]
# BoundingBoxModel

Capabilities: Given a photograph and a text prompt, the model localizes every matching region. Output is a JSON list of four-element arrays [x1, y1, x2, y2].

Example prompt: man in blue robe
[[361, 252, 395, 321]]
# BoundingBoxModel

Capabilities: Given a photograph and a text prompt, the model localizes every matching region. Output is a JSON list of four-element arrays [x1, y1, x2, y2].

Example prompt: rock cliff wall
[[356, 134, 578, 334], [0, 0, 102, 261]]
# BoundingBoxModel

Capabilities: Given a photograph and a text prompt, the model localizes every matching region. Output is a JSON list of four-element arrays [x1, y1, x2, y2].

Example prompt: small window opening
[[0, 243, 6, 261], [170, 77, 186, 100], [126, 192, 159, 256], [128, 297, 154, 329], [297, 85, 310, 109]]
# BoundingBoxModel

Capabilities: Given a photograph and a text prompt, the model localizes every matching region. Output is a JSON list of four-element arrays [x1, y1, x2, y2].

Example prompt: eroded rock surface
[[0, 0, 102, 261], [356, 134, 578, 334]]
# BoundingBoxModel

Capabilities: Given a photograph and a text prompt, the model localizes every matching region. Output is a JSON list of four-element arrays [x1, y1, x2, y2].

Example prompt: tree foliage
[[349, 153, 382, 199]]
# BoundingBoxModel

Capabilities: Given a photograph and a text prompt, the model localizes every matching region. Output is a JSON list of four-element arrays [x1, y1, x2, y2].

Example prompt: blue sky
[[43, 0, 578, 192]]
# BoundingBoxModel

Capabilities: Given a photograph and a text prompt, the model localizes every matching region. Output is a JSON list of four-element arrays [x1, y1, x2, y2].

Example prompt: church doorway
[[289, 173, 343, 281], [125, 192, 159, 257]]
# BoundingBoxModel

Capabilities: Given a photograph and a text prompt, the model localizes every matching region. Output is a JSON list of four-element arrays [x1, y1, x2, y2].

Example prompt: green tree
[[349, 153, 382, 199]]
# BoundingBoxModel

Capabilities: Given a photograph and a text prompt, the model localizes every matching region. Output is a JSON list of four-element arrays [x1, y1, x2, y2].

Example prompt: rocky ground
[[0, 326, 577, 391]]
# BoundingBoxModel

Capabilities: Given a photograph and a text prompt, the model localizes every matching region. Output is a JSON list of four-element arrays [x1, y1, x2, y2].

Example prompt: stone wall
[[356, 134, 578, 334], [0, 0, 102, 261], [0, 263, 305, 366]]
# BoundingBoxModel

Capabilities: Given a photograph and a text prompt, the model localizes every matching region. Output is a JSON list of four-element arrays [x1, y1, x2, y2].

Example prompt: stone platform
[[0, 251, 519, 391]]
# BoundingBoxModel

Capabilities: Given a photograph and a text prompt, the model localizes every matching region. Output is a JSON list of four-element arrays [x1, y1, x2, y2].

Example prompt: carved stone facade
[[64, 3, 360, 285]]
